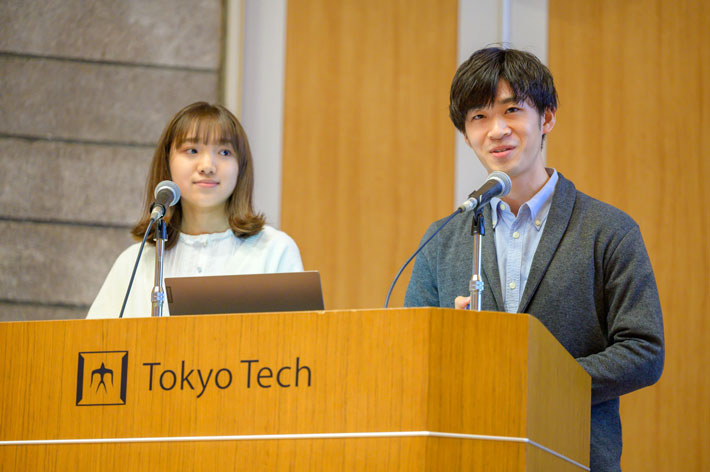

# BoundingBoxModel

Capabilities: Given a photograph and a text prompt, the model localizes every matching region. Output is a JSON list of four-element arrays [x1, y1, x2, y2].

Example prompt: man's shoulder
[[557, 173, 639, 232], [422, 210, 474, 243]]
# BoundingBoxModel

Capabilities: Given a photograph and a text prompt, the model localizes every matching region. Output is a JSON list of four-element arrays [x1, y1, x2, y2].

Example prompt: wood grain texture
[[527, 317, 590, 464], [0, 309, 589, 470], [281, 0, 457, 310], [548, 1, 710, 469]]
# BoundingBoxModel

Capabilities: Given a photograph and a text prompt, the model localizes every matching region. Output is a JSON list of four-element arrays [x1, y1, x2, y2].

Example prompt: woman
[[88, 102, 303, 318]]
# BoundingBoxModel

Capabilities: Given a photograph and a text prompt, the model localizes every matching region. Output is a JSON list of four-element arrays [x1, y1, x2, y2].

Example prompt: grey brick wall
[[0, 0, 223, 320]]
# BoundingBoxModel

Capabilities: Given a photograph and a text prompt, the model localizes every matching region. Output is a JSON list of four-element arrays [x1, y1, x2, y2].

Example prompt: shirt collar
[[490, 168, 558, 230], [178, 228, 234, 247]]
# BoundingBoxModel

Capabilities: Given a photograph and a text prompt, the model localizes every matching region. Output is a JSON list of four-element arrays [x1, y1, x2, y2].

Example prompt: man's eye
[[471, 114, 485, 121], [506, 107, 521, 113]]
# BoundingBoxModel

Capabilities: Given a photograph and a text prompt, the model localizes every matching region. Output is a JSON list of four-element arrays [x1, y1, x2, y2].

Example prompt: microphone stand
[[151, 219, 167, 317], [469, 209, 485, 311]]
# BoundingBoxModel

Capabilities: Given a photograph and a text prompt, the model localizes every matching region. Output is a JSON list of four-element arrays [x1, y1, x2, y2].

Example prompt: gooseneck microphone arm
[[118, 180, 180, 318], [384, 171, 511, 310], [469, 209, 485, 311], [151, 220, 168, 317], [465, 171, 511, 311]]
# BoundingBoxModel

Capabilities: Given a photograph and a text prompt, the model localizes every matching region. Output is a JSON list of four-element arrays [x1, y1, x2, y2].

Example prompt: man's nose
[[488, 116, 511, 139]]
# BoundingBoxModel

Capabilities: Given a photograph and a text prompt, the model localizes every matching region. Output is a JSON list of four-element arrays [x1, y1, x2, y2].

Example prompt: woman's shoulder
[[113, 241, 155, 267], [240, 225, 303, 271], [245, 225, 299, 248], [86, 241, 154, 318]]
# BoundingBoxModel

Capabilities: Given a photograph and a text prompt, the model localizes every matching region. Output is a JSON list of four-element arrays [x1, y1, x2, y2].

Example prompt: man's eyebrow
[[469, 96, 521, 112], [496, 96, 521, 105]]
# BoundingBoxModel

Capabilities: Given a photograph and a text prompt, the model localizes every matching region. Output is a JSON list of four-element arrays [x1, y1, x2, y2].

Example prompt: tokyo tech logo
[[76, 351, 128, 406]]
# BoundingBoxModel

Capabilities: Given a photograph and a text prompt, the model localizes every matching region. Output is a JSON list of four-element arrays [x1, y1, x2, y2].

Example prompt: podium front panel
[[0, 308, 589, 470]]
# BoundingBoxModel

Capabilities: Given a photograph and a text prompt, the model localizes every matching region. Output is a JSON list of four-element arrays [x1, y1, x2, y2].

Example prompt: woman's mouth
[[195, 180, 218, 188]]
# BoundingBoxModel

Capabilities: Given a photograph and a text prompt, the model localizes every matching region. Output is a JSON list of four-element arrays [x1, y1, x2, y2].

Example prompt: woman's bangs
[[172, 113, 237, 148]]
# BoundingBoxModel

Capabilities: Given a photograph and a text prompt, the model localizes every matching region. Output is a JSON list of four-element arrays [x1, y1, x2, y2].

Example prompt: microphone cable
[[384, 208, 461, 308], [119, 218, 156, 318]]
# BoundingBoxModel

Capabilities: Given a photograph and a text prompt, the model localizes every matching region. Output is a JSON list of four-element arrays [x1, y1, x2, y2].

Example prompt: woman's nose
[[197, 152, 216, 174]]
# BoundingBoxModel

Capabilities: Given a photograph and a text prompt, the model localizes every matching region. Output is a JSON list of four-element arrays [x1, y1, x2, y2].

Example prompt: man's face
[[463, 80, 555, 183]]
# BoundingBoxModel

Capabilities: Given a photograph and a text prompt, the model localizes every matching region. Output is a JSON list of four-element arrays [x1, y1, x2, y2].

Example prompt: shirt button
[[513, 231, 520, 239], [500, 203, 507, 211], [535, 219, 541, 227], [509, 282, 516, 289]]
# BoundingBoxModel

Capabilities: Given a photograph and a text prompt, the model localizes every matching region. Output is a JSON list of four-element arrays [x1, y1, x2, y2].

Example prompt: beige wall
[[548, 0, 710, 469], [0, 0, 222, 320]]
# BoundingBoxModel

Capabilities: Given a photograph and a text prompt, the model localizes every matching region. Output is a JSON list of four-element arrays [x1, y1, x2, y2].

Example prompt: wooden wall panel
[[281, 0, 457, 310], [548, 1, 710, 469]]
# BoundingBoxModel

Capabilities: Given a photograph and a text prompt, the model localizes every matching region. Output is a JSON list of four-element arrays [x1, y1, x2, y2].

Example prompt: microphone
[[457, 171, 512, 213], [384, 171, 511, 308], [149, 180, 181, 220]]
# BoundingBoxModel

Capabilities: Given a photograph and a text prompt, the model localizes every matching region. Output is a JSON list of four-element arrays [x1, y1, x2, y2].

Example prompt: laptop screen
[[165, 271, 324, 316]]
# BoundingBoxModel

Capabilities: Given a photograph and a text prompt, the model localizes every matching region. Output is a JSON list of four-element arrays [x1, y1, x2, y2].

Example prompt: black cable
[[119, 218, 156, 318], [384, 209, 462, 308]]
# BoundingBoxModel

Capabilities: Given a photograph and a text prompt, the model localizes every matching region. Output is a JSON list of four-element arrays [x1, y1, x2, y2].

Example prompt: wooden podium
[[0, 308, 590, 471]]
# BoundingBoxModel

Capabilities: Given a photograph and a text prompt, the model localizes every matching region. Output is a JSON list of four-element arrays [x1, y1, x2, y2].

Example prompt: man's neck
[[502, 166, 550, 216]]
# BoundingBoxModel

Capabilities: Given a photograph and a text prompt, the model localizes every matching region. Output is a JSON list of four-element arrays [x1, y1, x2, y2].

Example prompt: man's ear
[[542, 107, 557, 134]]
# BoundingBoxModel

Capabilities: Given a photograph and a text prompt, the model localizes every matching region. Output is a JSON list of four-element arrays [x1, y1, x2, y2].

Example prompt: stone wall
[[0, 0, 223, 320]]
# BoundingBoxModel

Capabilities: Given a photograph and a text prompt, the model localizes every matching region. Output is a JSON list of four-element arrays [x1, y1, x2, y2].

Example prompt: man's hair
[[449, 47, 558, 132], [132, 102, 264, 249]]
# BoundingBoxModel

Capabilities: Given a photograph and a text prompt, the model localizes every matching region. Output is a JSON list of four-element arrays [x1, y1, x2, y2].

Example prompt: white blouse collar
[[177, 228, 234, 247]]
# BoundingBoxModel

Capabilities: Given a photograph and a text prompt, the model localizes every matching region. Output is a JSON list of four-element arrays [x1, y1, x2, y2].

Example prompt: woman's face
[[168, 139, 239, 216]]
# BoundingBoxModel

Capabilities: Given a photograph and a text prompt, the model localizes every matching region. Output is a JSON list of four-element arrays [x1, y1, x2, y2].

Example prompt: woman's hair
[[131, 102, 265, 249]]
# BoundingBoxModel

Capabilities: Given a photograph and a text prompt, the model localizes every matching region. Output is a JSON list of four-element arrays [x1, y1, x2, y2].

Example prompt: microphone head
[[154, 180, 181, 207], [486, 171, 512, 197]]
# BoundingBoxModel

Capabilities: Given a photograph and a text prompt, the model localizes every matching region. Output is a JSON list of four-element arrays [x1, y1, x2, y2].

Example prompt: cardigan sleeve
[[404, 222, 443, 308], [576, 225, 665, 405]]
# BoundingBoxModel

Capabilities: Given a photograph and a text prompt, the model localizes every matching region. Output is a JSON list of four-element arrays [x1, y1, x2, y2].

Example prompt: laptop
[[165, 271, 324, 316]]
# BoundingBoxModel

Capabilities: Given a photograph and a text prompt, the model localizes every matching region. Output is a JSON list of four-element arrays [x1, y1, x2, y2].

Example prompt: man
[[404, 47, 664, 471]]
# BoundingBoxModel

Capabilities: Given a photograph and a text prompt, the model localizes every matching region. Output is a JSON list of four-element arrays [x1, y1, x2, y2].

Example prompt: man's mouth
[[490, 145, 515, 157]]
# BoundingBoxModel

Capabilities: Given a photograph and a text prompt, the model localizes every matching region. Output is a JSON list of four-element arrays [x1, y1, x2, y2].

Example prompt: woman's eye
[[219, 149, 232, 157], [184, 147, 198, 154]]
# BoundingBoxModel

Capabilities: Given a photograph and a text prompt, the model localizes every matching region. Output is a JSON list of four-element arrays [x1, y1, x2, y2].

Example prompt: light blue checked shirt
[[489, 169, 558, 313]]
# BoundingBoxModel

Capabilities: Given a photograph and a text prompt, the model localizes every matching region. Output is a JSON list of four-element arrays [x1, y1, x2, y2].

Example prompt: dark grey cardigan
[[405, 173, 664, 472]]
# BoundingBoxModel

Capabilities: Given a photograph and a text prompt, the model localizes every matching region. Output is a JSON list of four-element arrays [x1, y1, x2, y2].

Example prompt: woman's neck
[[179, 204, 230, 235]]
